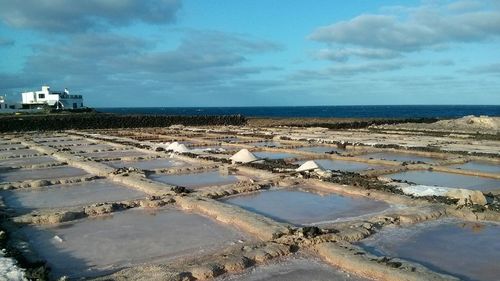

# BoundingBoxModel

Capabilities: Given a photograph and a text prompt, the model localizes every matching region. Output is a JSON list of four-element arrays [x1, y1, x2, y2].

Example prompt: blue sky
[[0, 0, 499, 107]]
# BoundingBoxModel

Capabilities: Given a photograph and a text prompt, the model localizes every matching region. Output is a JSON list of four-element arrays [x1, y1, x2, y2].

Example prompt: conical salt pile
[[230, 149, 259, 163], [175, 143, 190, 153], [296, 160, 324, 172], [167, 142, 180, 151]]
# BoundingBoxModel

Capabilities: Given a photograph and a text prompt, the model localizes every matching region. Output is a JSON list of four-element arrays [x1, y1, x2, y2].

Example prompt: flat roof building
[[21, 86, 84, 109]]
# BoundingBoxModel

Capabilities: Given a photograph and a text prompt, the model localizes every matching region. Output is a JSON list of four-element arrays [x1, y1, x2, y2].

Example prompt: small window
[[73, 103, 77, 109], [9, 105, 15, 109], [81, 103, 83, 107], [38, 94, 45, 99]]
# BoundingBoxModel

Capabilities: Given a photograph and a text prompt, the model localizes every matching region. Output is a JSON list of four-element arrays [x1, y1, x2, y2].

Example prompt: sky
[[0, 0, 499, 107]]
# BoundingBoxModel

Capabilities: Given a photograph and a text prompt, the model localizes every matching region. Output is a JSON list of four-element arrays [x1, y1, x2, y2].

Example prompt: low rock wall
[[0, 114, 247, 132]]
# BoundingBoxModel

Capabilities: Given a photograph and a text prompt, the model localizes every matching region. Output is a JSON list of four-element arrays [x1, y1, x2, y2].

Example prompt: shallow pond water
[[448, 161, 500, 174], [388, 170, 500, 191], [0, 143, 28, 151], [149, 170, 248, 188], [219, 136, 240, 143], [0, 166, 88, 183], [0, 156, 59, 168], [253, 151, 299, 159], [106, 158, 188, 170], [296, 146, 344, 154], [0, 179, 146, 211], [0, 149, 41, 158], [295, 159, 388, 172], [80, 150, 147, 159], [223, 189, 389, 225], [18, 207, 250, 279], [358, 219, 500, 281], [68, 144, 117, 152], [43, 140, 95, 147], [248, 141, 282, 148], [216, 255, 368, 281], [360, 152, 437, 163]]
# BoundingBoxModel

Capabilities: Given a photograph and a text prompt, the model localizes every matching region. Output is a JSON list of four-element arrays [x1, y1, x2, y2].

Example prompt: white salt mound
[[296, 160, 325, 172], [400, 185, 449, 197], [230, 149, 259, 163], [174, 144, 190, 153], [166, 142, 190, 153], [400, 185, 486, 205], [166, 142, 180, 151]]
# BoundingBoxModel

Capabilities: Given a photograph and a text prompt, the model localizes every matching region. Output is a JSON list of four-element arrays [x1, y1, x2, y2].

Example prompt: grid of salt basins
[[101, 128, 500, 281], [0, 129, 499, 281]]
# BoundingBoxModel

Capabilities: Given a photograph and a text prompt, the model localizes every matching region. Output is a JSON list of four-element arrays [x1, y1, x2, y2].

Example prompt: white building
[[21, 86, 84, 109]]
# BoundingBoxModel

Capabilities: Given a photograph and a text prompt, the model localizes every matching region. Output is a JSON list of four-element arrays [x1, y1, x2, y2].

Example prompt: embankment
[[0, 114, 246, 132]]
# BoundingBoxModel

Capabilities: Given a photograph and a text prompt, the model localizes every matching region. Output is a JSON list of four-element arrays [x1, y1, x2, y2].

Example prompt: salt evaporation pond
[[248, 141, 282, 148], [0, 143, 27, 150], [0, 149, 41, 158], [448, 161, 500, 174], [0, 156, 59, 168], [360, 152, 437, 163], [68, 144, 116, 152], [149, 170, 248, 188], [0, 166, 88, 183], [297, 146, 344, 154], [253, 151, 299, 159], [216, 255, 368, 281], [223, 189, 389, 225], [17, 207, 250, 279], [190, 145, 241, 152], [358, 219, 500, 281], [388, 170, 500, 191], [80, 150, 147, 159], [0, 180, 146, 211], [295, 159, 388, 172], [106, 158, 187, 170], [43, 140, 95, 147], [219, 136, 240, 143]]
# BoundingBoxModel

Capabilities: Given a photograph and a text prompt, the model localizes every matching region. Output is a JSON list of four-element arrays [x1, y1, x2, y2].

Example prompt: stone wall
[[0, 114, 247, 132]]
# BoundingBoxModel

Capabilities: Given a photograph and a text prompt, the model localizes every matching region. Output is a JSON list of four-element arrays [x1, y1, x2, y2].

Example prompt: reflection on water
[[360, 152, 437, 163], [254, 151, 299, 159], [0, 166, 88, 183], [297, 146, 344, 154], [388, 170, 500, 191], [359, 219, 500, 281], [449, 161, 500, 174], [224, 189, 389, 225], [18, 208, 250, 279], [106, 158, 187, 170], [149, 170, 246, 188], [295, 159, 387, 172], [0, 179, 146, 210]]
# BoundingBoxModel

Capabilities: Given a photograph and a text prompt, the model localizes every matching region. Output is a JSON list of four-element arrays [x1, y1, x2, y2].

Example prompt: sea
[[97, 105, 500, 118]]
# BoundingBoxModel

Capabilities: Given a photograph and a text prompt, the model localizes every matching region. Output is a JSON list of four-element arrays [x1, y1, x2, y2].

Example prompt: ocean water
[[97, 105, 500, 118]]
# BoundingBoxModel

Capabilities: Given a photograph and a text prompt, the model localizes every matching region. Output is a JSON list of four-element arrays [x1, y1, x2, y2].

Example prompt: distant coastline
[[97, 105, 500, 118]]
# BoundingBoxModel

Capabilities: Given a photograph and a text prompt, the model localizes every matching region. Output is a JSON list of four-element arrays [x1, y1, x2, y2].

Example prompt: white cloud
[[314, 47, 400, 62], [309, 1, 500, 54], [0, 0, 182, 32]]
